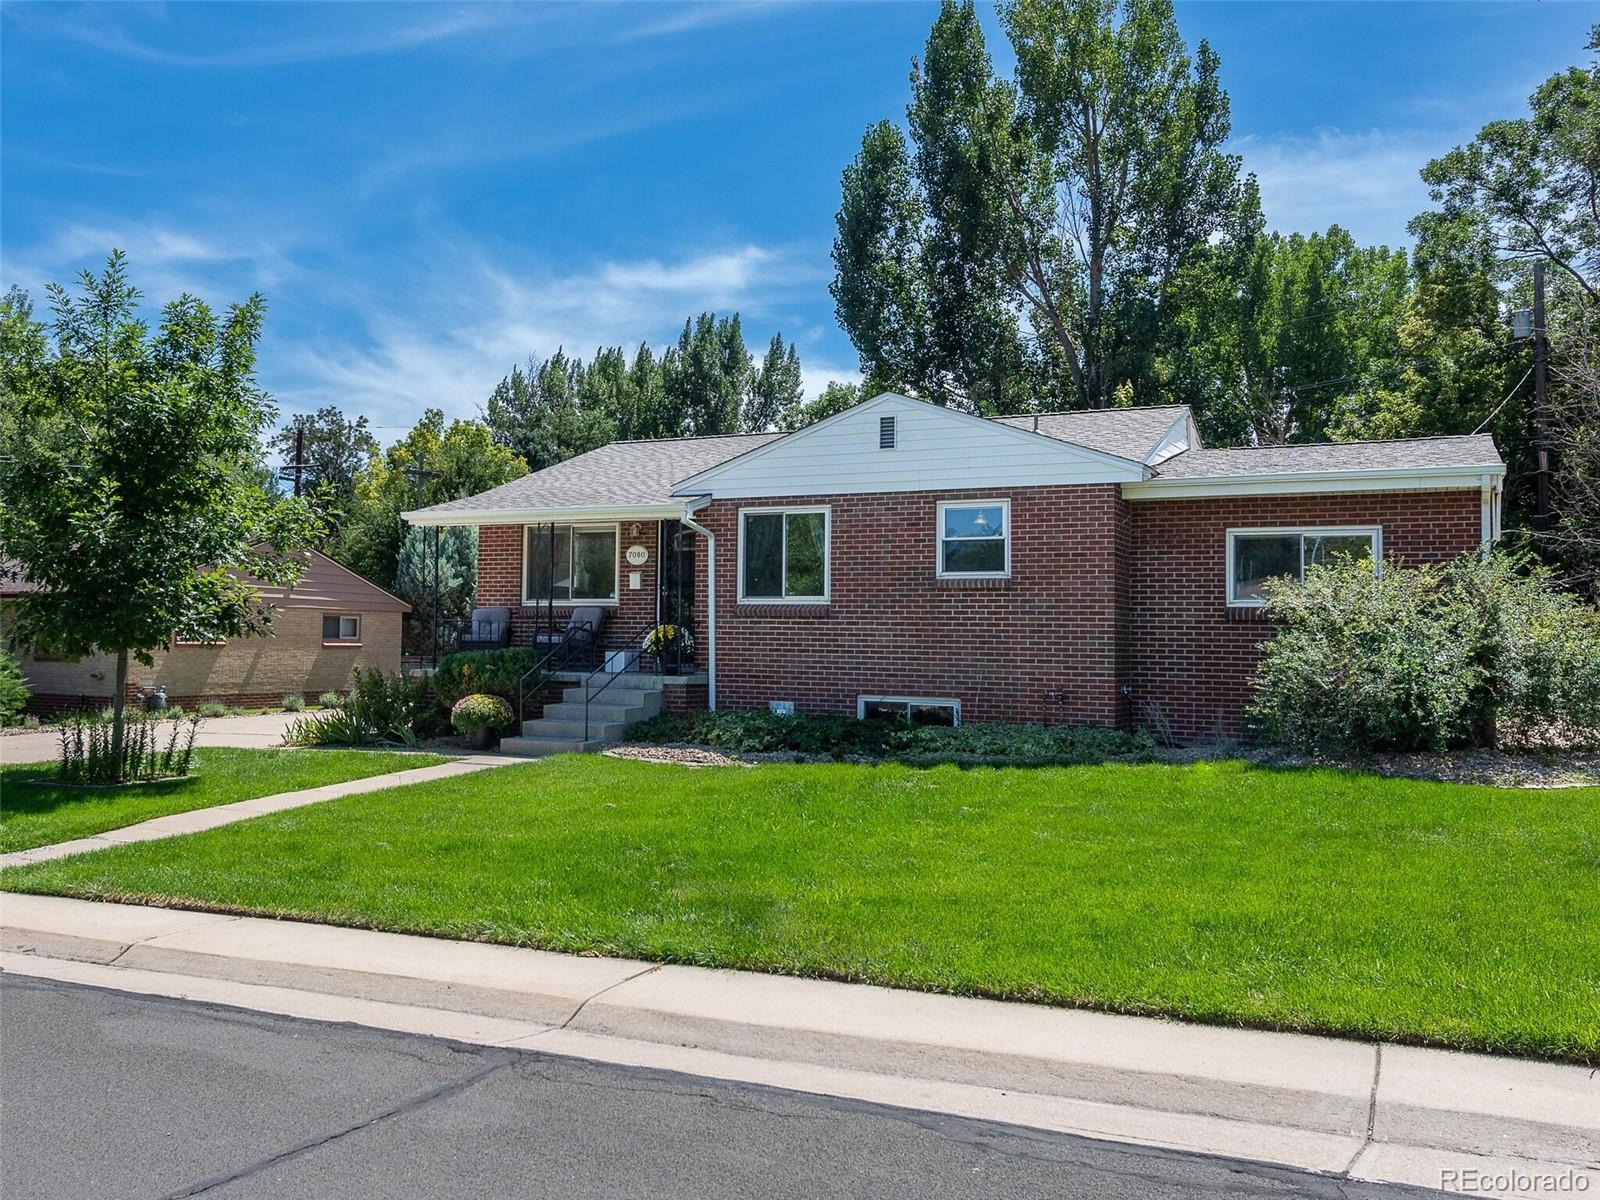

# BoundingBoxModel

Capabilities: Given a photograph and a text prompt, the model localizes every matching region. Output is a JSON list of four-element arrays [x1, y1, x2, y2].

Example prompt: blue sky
[[3, 1, 1594, 438]]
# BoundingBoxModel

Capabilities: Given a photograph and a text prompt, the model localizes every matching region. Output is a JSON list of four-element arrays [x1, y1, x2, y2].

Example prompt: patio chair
[[457, 606, 511, 653], [533, 606, 606, 660]]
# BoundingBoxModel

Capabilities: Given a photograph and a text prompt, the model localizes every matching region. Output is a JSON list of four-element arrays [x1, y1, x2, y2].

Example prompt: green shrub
[[317, 691, 343, 709], [0, 645, 28, 726], [282, 693, 305, 713], [196, 702, 229, 719], [451, 693, 514, 736], [629, 710, 1153, 766], [433, 648, 545, 720], [1251, 550, 1600, 753], [284, 669, 430, 747]]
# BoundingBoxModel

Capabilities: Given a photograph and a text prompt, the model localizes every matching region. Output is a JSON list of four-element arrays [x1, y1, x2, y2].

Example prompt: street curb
[[2, 893, 1595, 1197]]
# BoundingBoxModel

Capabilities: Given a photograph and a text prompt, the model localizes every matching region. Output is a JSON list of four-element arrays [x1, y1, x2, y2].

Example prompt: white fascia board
[[672, 391, 1151, 496], [402, 502, 687, 527], [1121, 464, 1506, 501]]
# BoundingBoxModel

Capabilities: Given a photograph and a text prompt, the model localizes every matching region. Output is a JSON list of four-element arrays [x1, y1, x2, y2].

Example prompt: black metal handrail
[[582, 620, 663, 740], [516, 619, 599, 725]]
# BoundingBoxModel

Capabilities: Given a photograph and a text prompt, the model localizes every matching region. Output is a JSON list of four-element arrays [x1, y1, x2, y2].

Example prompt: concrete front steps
[[499, 674, 666, 757]]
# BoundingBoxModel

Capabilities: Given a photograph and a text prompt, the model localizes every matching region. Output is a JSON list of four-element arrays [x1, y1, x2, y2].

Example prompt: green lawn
[[3, 756, 1596, 1060], [0, 748, 451, 853]]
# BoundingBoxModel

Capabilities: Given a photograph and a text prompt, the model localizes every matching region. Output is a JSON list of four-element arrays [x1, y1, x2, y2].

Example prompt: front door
[[658, 520, 696, 670]]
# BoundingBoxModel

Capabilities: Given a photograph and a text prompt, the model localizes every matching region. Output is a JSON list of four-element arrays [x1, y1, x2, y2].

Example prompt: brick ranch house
[[1, 549, 408, 715], [405, 393, 1505, 743]]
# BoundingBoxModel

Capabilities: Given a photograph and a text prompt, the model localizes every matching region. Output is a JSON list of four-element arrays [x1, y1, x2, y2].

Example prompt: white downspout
[[681, 500, 716, 711], [1479, 474, 1493, 555]]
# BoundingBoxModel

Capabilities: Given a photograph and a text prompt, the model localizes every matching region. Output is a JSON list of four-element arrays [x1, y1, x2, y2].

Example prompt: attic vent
[[879, 415, 896, 449]]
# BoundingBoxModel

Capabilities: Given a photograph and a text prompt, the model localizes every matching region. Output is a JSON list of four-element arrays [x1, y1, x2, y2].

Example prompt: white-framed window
[[1226, 526, 1382, 606], [857, 695, 961, 727], [523, 524, 619, 605], [738, 506, 830, 602], [937, 499, 1010, 578], [322, 614, 361, 642]]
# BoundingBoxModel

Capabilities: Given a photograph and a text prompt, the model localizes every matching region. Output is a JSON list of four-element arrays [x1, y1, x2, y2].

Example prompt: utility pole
[[277, 424, 308, 497], [1533, 261, 1550, 524]]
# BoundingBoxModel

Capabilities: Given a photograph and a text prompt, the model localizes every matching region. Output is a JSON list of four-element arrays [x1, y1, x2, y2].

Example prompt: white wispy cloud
[[1233, 127, 1461, 247], [271, 240, 831, 427], [7, 4, 545, 69], [615, 1, 793, 43]]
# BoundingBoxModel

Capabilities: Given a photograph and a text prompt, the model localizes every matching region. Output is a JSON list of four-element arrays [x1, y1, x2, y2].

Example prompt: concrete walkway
[[0, 756, 515, 869], [1, 711, 307, 765], [1, 894, 1593, 1199]]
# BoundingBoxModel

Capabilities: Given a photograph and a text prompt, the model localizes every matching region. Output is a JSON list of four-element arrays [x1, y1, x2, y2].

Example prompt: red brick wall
[[477, 522, 665, 651], [1126, 489, 1483, 741], [699, 487, 1128, 725]]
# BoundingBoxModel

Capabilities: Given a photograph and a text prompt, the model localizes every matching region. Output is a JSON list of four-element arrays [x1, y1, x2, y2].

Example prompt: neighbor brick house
[[2, 549, 408, 714], [405, 393, 1504, 745]]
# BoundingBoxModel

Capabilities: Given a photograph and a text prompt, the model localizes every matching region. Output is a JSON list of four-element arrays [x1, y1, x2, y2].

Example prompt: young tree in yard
[[743, 335, 804, 432], [0, 253, 320, 778], [339, 409, 523, 590], [833, 0, 1247, 413], [394, 524, 477, 646]]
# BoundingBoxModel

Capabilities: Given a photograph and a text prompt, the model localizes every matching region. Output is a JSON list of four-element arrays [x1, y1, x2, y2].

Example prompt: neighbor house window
[[857, 696, 961, 726], [523, 524, 619, 605], [938, 500, 1010, 578], [739, 507, 829, 602], [1227, 527, 1381, 606], [322, 614, 361, 642]]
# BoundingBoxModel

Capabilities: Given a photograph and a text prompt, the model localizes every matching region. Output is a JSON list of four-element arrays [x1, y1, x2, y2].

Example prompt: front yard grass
[[0, 748, 451, 853], [3, 755, 1595, 1060]]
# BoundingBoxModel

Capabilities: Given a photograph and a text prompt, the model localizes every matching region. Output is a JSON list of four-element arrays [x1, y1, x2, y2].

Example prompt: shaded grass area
[[3, 755, 1596, 1060], [0, 748, 451, 853]]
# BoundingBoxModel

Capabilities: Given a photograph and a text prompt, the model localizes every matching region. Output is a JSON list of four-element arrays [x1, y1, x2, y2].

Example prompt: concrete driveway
[[1, 711, 301, 765]]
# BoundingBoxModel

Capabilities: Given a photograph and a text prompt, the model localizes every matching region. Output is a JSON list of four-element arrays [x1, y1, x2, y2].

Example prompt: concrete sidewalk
[[1, 711, 307, 764], [1, 894, 1593, 1199], [0, 755, 514, 869]]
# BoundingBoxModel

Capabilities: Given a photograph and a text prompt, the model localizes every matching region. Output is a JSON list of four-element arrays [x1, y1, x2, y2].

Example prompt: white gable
[[674, 394, 1149, 499]]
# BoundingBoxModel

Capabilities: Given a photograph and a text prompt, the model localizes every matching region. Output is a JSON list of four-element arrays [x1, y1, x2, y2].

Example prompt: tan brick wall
[[6, 604, 401, 711]]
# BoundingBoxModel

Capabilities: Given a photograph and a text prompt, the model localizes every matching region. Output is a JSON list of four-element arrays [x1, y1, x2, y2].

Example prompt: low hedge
[[433, 648, 544, 731], [629, 709, 1155, 766]]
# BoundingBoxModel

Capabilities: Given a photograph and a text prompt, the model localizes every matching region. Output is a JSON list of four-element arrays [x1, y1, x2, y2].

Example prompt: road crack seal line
[[160, 1049, 519, 1199]]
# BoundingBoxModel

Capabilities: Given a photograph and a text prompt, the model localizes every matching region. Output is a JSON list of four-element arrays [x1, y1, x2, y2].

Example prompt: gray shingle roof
[[1152, 435, 1503, 479], [412, 432, 783, 515], [991, 406, 1189, 462]]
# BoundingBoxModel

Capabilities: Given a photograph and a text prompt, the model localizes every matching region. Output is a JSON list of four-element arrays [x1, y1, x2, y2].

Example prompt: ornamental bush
[[433, 648, 544, 721], [1250, 550, 1600, 753], [0, 645, 28, 726], [284, 669, 430, 747], [451, 693, 514, 737]]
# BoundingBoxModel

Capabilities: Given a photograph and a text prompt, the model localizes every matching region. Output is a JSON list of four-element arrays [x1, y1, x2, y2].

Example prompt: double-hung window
[[937, 500, 1009, 578], [739, 507, 829, 602], [1227, 526, 1381, 606], [524, 524, 618, 605]]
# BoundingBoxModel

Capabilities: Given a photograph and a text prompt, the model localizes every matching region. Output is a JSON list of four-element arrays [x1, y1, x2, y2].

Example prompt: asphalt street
[[0, 972, 1445, 1200]]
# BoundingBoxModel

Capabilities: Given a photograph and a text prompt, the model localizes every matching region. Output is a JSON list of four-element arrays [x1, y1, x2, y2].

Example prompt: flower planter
[[469, 726, 495, 751]]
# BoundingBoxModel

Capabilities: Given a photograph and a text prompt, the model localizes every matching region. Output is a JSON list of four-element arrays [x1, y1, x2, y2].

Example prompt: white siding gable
[[674, 394, 1148, 499]]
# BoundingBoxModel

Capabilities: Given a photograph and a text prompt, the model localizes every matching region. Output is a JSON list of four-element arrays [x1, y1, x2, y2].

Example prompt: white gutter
[[1121, 463, 1506, 501], [679, 499, 716, 712], [401, 503, 686, 528]]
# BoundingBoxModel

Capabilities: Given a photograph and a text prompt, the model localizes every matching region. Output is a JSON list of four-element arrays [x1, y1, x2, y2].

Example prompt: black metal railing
[[581, 620, 665, 740], [516, 618, 601, 726]]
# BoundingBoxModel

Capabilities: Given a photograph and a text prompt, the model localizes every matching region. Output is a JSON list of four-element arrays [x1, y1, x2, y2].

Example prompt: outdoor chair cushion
[[469, 607, 510, 643]]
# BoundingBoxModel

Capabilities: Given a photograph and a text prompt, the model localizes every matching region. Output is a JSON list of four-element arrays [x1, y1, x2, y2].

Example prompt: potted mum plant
[[451, 692, 513, 750], [643, 623, 694, 675]]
